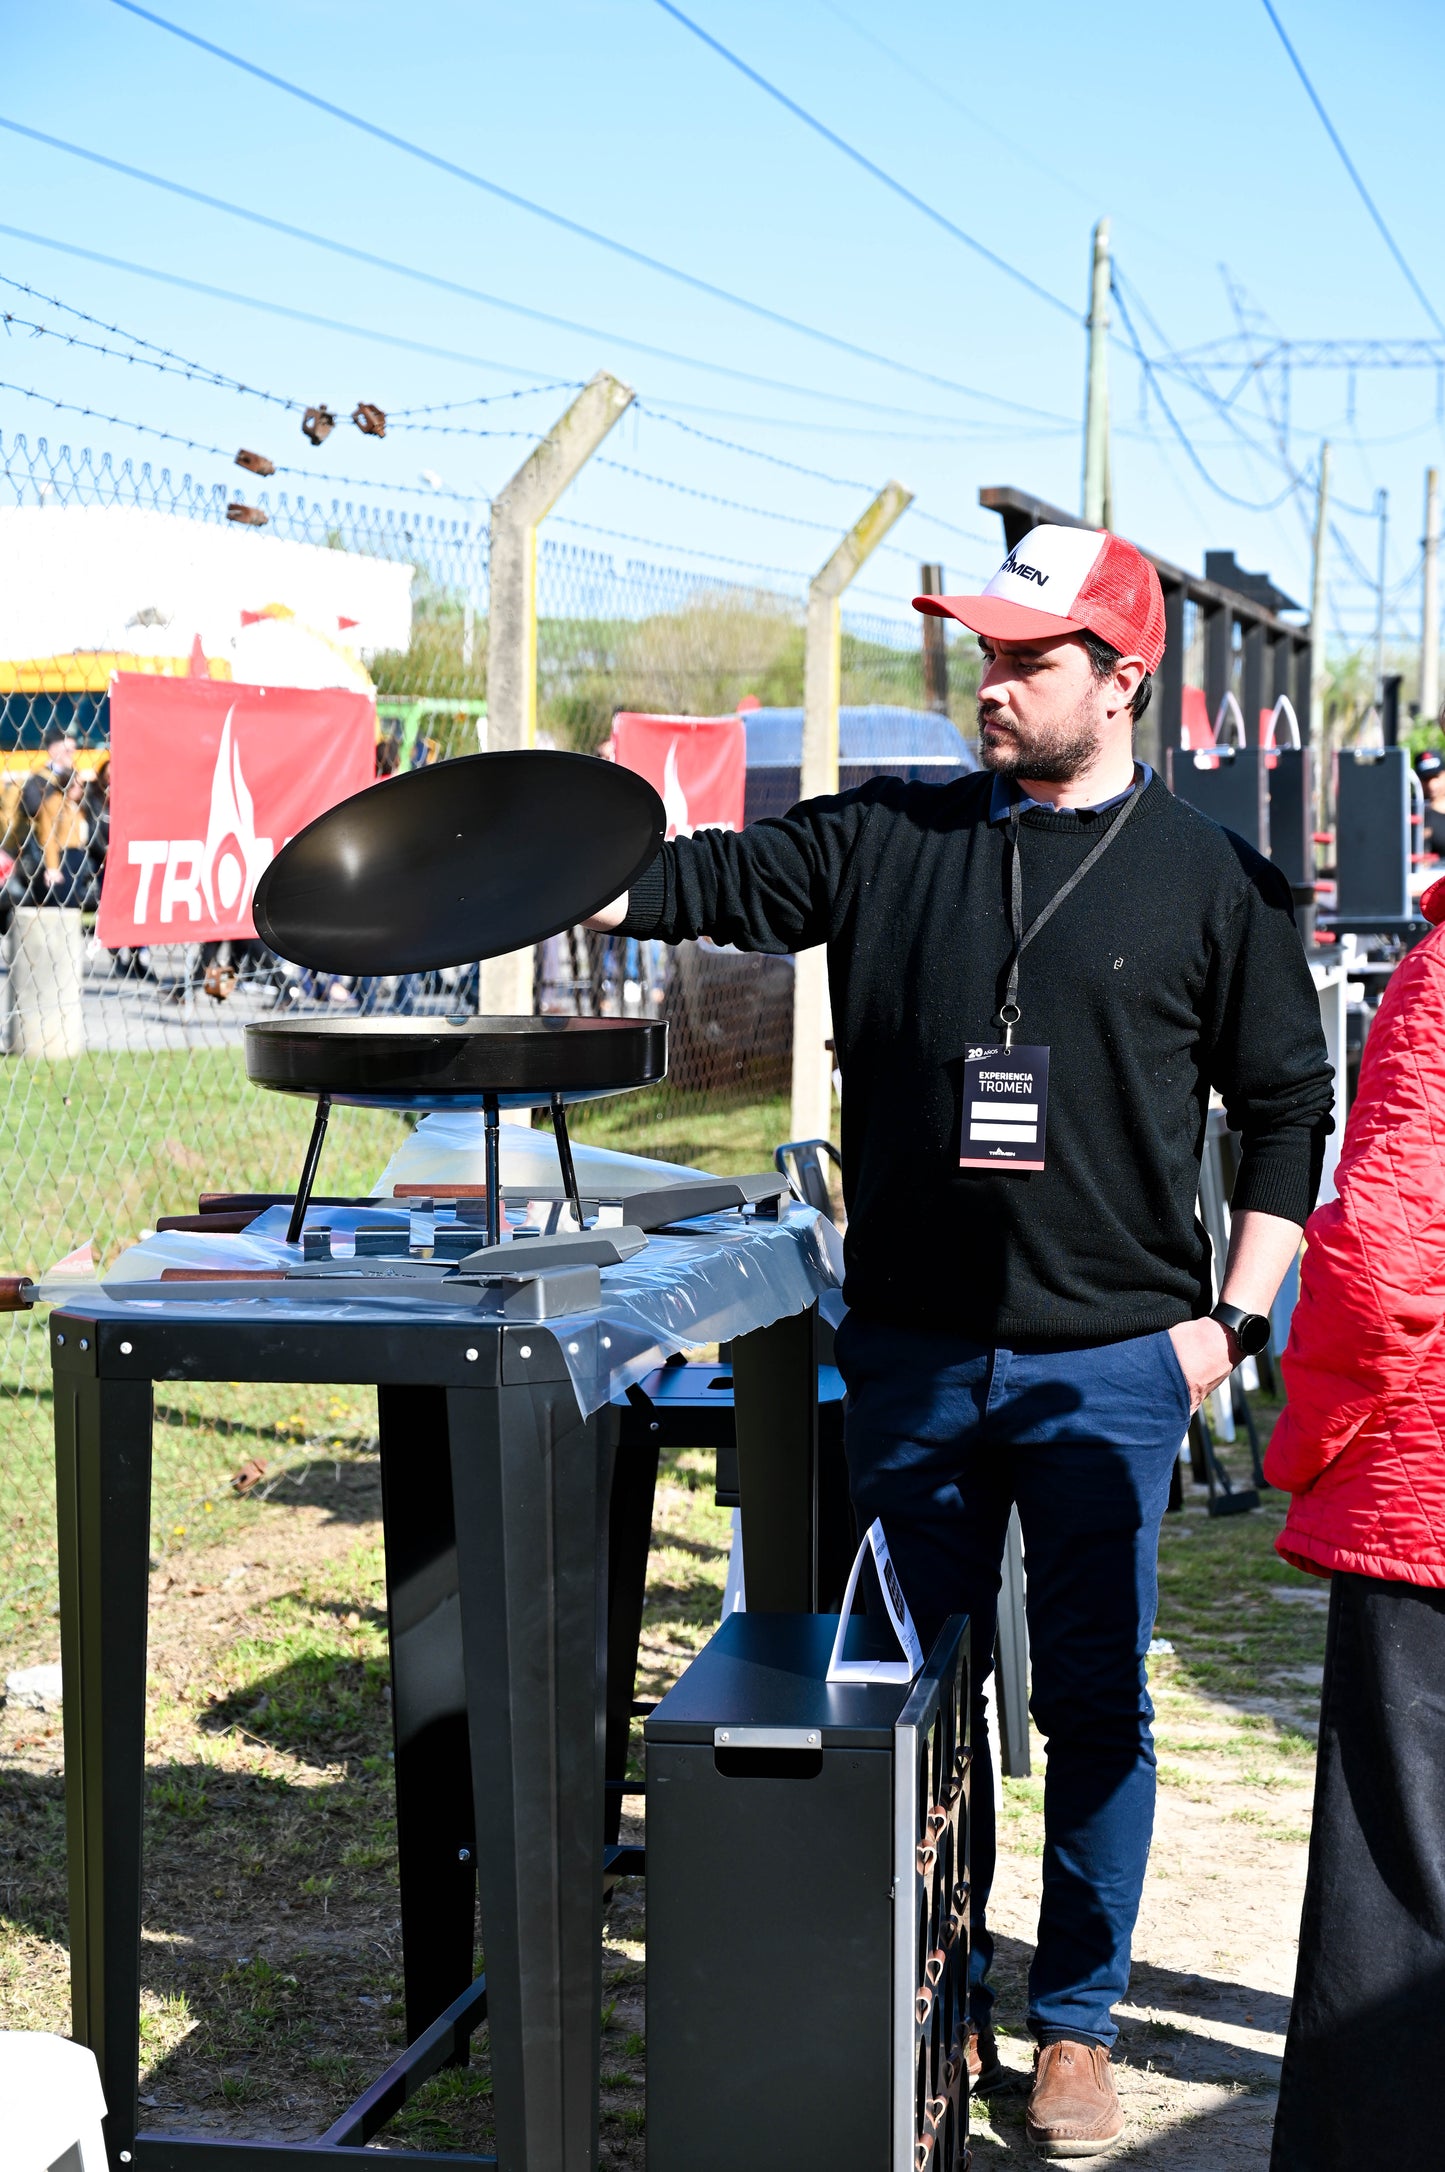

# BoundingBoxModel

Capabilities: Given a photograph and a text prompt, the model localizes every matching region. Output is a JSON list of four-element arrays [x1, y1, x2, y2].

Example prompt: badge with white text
[[960, 1043, 1050, 1172]]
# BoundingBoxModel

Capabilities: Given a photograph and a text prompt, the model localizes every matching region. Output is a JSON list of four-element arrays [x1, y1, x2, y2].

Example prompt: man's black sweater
[[619, 771, 1335, 1346]]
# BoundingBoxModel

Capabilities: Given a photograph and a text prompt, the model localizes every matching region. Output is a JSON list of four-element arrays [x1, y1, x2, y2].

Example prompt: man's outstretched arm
[[579, 794, 876, 954]]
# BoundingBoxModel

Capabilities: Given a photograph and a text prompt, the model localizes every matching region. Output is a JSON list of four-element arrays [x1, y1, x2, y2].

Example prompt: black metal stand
[[483, 1095, 501, 1248], [549, 1092, 584, 1232], [285, 1093, 332, 1246], [50, 1286, 818, 2171]]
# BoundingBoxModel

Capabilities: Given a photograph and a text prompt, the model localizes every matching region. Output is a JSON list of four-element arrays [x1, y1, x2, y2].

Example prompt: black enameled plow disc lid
[[244, 1014, 668, 1110], [251, 750, 665, 976]]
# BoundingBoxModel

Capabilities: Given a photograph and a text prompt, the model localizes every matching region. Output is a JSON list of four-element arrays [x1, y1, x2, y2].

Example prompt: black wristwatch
[[1210, 1301, 1271, 1358]]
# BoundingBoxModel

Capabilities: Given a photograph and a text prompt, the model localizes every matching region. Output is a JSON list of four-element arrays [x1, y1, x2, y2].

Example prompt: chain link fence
[[0, 430, 979, 1626]]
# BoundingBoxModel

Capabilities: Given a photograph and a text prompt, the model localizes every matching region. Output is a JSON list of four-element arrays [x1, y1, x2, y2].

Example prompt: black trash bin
[[645, 1610, 971, 2172]]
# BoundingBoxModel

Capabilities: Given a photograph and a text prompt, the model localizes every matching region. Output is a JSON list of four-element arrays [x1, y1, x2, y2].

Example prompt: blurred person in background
[[38, 770, 92, 907], [1416, 749, 1445, 857], [82, 755, 110, 884], [9, 724, 78, 902], [1266, 874, 1445, 2172]]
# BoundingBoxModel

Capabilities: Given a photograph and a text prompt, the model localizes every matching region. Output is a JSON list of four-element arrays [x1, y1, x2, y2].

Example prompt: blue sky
[[3, 0, 1444, 647]]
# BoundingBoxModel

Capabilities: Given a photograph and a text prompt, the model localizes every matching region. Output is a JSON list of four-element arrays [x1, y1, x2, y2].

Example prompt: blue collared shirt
[[987, 762, 1154, 824]]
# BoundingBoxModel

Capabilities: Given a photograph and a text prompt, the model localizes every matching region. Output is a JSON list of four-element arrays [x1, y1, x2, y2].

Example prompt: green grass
[[0, 1045, 408, 1633], [0, 1365, 1323, 2161], [0, 1054, 790, 1633], [568, 1089, 794, 1175]]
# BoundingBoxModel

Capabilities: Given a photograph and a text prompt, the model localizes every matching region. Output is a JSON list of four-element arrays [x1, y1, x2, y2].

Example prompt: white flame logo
[[199, 707, 272, 919], [661, 743, 692, 840]]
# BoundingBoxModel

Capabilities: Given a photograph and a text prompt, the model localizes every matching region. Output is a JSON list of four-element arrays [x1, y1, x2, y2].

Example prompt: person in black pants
[[589, 523, 1334, 2154], [1265, 876, 1445, 2170]]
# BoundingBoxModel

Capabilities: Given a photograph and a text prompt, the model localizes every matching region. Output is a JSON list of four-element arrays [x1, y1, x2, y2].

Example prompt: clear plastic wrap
[[372, 1111, 711, 1197], [35, 1205, 842, 1418]]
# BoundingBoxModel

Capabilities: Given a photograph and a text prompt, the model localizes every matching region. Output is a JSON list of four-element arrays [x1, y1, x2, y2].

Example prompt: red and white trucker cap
[[914, 524, 1166, 672]]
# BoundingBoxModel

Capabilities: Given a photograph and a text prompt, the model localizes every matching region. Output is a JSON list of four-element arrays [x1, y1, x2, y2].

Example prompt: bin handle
[[0, 1277, 35, 1312], [1213, 691, 1248, 749], [1267, 695, 1302, 749]]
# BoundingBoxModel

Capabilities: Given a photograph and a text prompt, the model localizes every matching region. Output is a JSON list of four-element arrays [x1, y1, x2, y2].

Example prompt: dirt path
[[0, 1456, 1323, 2165]]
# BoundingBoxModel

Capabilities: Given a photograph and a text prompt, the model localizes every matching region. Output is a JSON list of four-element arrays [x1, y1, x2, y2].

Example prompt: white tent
[[0, 504, 414, 667]]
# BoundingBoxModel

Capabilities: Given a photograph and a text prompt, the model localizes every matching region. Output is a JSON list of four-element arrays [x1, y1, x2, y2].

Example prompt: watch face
[[1237, 1313, 1271, 1356]]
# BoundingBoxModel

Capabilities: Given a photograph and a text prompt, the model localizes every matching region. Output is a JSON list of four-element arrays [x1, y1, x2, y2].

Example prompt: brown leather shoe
[[1025, 2041, 1123, 2157], [965, 2023, 1008, 2096]]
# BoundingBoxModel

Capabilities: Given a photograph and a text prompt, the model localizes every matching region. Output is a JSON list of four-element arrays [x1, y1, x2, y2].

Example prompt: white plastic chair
[[0, 2032, 108, 2172]]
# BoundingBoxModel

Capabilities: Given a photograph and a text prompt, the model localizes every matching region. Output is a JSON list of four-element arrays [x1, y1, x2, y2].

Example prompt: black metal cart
[[49, 1242, 829, 2172]]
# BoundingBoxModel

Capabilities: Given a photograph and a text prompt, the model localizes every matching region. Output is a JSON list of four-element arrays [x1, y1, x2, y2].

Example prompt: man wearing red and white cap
[[593, 523, 1332, 2151]]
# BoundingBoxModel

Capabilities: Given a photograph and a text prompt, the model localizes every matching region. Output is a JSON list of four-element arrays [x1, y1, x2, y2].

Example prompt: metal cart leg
[[53, 1361, 154, 2162], [377, 1385, 478, 2046], [994, 1505, 1031, 1779], [446, 1369, 609, 2172], [731, 1302, 820, 1612], [604, 1406, 658, 1849]]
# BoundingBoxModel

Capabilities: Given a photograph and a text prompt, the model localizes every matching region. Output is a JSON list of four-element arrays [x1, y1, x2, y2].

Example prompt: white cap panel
[[981, 525, 1106, 614]]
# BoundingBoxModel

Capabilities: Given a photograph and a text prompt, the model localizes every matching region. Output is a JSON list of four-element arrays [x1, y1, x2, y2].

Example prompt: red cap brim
[[912, 594, 1087, 644]]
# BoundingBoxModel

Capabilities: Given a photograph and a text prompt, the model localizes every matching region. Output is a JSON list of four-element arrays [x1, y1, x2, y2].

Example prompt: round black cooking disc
[[245, 1014, 667, 1110], [252, 750, 664, 975]]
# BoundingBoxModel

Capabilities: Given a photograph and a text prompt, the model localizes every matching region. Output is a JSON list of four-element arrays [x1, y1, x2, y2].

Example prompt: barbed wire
[[0, 381, 503, 502], [0, 272, 301, 407], [1, 307, 305, 409], [592, 455, 867, 536], [548, 512, 809, 584], [634, 405, 874, 491], [388, 382, 583, 419]]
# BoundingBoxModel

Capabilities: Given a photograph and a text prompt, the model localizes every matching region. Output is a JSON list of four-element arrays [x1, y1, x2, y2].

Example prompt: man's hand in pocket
[[1167, 1318, 1237, 1413]]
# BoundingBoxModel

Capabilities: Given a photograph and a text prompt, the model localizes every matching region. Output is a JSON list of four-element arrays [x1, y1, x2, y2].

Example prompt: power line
[[108, 0, 1056, 420], [647, 392, 1078, 435], [1, 223, 1079, 443], [0, 129, 1056, 422], [1109, 276, 1296, 513], [1259, 0, 1445, 339], [1155, 334, 1445, 372], [815, 0, 1100, 215], [0, 221, 620, 390], [651, 0, 1080, 323]]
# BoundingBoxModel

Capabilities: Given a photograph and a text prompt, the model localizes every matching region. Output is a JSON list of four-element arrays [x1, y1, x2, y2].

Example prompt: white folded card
[[826, 1517, 925, 1685]]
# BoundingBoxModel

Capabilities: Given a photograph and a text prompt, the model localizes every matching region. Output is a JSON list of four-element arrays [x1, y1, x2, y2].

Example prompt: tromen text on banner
[[97, 674, 376, 947]]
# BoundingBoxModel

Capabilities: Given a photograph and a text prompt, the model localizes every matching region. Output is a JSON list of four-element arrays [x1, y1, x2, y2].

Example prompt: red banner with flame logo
[[97, 675, 376, 946], [610, 712, 745, 839]]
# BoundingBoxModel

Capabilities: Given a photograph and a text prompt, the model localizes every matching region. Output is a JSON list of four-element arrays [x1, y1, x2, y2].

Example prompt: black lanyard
[[1001, 770, 1146, 1046]]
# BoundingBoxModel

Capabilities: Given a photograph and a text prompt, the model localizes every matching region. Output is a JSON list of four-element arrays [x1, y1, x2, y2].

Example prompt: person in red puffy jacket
[[1266, 883, 1445, 2171]]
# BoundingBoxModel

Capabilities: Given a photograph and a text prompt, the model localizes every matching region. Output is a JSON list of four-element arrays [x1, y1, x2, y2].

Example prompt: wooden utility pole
[[1310, 443, 1331, 827], [919, 563, 949, 713], [1373, 488, 1390, 711], [791, 481, 914, 1145], [1423, 466, 1440, 724], [1082, 218, 1112, 530]]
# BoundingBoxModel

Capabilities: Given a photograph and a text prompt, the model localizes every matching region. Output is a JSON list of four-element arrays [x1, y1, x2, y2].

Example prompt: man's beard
[[977, 693, 1104, 784]]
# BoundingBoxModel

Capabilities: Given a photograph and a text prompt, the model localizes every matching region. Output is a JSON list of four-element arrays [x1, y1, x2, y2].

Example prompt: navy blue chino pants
[[835, 1312, 1189, 2049]]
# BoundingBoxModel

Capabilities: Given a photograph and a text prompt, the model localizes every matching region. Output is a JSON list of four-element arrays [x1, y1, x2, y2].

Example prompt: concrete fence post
[[482, 371, 634, 1014], [2, 908, 86, 1058], [790, 481, 914, 1146]]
